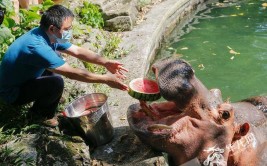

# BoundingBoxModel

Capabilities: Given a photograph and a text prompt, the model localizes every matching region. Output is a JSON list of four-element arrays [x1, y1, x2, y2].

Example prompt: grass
[[0, 146, 35, 166]]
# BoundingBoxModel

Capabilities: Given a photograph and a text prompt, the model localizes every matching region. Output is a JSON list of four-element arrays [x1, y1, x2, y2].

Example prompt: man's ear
[[233, 122, 250, 141], [48, 25, 55, 33]]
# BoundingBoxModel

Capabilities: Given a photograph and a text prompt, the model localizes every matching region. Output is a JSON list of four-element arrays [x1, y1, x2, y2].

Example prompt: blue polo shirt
[[0, 27, 72, 103]]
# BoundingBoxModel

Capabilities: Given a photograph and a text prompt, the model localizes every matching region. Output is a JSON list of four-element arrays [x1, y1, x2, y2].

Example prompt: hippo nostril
[[201, 103, 205, 109], [222, 111, 230, 120]]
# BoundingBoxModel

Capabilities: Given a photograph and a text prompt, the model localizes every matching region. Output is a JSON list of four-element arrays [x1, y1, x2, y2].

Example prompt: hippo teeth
[[147, 124, 173, 132]]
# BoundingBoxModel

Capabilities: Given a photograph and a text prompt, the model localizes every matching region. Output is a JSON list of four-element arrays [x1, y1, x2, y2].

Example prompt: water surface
[[151, 0, 267, 102]]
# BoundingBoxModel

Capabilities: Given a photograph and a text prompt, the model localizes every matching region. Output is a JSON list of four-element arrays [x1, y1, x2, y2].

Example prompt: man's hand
[[105, 60, 128, 78], [104, 73, 129, 91]]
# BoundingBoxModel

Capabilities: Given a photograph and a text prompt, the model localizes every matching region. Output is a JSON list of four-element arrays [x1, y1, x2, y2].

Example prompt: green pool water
[[151, 0, 267, 102]]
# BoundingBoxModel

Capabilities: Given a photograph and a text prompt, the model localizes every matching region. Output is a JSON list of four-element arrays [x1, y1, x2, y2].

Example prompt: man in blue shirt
[[0, 5, 129, 127]]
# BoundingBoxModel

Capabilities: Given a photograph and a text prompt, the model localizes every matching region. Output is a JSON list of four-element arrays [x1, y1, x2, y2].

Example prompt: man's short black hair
[[40, 5, 74, 30]]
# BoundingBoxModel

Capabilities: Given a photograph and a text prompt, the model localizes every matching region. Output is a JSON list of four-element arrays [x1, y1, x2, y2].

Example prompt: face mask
[[53, 29, 72, 43]]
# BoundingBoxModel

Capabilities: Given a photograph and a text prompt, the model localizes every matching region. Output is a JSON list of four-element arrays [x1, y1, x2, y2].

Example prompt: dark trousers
[[12, 71, 64, 119]]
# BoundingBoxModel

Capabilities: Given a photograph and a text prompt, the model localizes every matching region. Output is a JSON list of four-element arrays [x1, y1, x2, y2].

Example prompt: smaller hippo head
[[152, 57, 195, 106], [152, 57, 231, 124], [128, 58, 250, 165]]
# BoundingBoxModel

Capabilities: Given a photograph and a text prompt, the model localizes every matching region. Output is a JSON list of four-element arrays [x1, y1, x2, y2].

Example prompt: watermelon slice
[[128, 78, 161, 101]]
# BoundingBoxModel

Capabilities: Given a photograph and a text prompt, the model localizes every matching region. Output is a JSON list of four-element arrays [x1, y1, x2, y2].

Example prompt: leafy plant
[[82, 61, 108, 94], [82, 31, 131, 94], [20, 124, 41, 133], [0, 0, 15, 60], [0, 0, 54, 61], [75, 1, 104, 29], [92, 83, 111, 94], [137, 0, 152, 11], [83, 62, 106, 74], [82, 33, 122, 78], [0, 27, 14, 61], [14, 0, 54, 36], [0, 146, 35, 165], [0, 127, 13, 144], [0, 102, 37, 140], [72, 20, 92, 39], [102, 32, 123, 59]]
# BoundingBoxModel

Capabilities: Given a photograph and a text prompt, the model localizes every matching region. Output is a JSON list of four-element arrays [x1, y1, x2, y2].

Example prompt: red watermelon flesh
[[131, 78, 159, 94], [129, 78, 161, 101]]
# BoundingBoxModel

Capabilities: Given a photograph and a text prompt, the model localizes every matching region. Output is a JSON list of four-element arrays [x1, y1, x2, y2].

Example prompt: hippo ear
[[233, 123, 250, 141]]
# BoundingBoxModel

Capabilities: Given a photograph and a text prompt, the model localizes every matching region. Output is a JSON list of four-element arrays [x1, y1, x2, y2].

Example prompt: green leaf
[[42, 0, 55, 6], [0, 27, 14, 43], [2, 17, 16, 28], [26, 11, 41, 20], [76, 2, 104, 28], [0, 0, 13, 12]]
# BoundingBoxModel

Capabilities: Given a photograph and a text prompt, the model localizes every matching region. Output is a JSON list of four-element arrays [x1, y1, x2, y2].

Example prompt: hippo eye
[[222, 111, 230, 120]]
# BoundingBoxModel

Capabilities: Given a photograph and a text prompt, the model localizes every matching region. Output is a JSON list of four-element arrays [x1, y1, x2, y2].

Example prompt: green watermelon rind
[[128, 78, 161, 101]]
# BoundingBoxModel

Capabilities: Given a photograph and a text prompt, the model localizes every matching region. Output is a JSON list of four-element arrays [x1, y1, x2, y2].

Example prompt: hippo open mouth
[[128, 58, 267, 165], [127, 58, 239, 165]]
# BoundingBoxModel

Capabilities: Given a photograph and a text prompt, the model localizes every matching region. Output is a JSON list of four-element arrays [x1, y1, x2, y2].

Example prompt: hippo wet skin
[[127, 58, 267, 166]]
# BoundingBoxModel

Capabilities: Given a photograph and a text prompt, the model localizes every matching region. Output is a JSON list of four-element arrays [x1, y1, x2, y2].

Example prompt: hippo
[[127, 58, 267, 166]]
